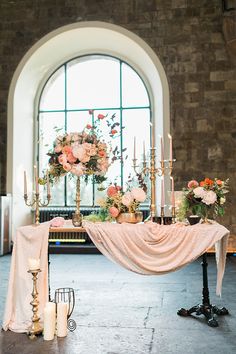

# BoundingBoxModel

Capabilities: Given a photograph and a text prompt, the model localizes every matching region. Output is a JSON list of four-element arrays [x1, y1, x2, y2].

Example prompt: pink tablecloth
[[83, 221, 229, 296], [2, 222, 50, 333]]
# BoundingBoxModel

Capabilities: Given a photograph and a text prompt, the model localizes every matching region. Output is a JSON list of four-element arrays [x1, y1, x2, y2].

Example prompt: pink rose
[[58, 154, 67, 165], [98, 114, 105, 120], [109, 207, 119, 218], [63, 163, 72, 172], [107, 186, 118, 197], [188, 180, 199, 189], [122, 192, 134, 207], [131, 188, 146, 202]]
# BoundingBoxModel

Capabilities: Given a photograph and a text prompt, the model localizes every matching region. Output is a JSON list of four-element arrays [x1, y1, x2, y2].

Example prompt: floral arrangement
[[45, 112, 121, 185], [99, 184, 147, 219], [178, 177, 229, 220]]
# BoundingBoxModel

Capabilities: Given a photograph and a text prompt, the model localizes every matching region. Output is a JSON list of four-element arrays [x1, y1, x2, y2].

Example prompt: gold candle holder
[[160, 206, 165, 225], [28, 269, 43, 339], [171, 206, 176, 224], [24, 192, 51, 226]]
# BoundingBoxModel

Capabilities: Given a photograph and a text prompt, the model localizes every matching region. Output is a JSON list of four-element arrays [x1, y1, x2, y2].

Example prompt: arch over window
[[7, 21, 170, 230], [38, 54, 151, 206]]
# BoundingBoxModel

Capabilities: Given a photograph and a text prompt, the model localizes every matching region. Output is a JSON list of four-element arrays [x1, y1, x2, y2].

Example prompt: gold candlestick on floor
[[28, 269, 43, 339]]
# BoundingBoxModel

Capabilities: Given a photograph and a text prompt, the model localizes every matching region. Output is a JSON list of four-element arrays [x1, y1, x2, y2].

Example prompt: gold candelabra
[[23, 167, 51, 225], [24, 192, 51, 226], [28, 269, 43, 339]]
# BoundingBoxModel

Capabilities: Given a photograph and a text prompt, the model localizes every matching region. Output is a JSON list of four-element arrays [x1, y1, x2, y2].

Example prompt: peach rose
[[62, 145, 72, 155], [107, 186, 118, 197], [58, 154, 67, 165], [67, 153, 77, 164], [216, 179, 223, 186], [109, 207, 119, 218], [63, 163, 72, 172], [71, 163, 85, 176], [98, 114, 105, 120]]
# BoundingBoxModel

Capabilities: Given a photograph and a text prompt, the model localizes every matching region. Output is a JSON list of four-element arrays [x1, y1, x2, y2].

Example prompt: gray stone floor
[[0, 253, 236, 354]]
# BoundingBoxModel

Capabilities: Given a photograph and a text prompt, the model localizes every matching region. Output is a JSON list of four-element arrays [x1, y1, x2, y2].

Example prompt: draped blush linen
[[3, 222, 50, 333], [83, 221, 229, 296]]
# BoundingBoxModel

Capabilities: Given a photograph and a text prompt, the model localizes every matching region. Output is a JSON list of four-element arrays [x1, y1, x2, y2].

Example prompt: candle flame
[[168, 133, 172, 139]]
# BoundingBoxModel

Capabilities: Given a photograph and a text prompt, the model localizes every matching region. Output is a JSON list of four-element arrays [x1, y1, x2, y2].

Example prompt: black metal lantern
[[54, 287, 76, 331]]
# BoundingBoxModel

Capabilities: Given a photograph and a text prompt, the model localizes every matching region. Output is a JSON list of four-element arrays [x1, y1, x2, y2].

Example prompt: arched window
[[38, 54, 151, 207]]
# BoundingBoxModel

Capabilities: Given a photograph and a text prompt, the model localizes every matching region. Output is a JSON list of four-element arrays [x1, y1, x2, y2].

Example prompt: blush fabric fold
[[83, 221, 229, 296]]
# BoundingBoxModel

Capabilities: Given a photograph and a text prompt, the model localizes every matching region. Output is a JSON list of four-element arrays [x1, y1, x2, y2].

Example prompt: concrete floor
[[0, 253, 236, 354]]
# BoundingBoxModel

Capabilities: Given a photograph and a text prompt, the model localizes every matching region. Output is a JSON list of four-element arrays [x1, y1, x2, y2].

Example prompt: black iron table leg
[[177, 253, 229, 327]]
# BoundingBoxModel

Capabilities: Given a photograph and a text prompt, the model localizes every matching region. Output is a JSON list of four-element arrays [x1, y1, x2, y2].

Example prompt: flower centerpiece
[[45, 112, 120, 225], [99, 185, 147, 223], [178, 177, 229, 222]]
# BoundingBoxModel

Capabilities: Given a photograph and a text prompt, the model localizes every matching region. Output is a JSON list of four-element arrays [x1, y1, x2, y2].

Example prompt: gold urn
[[116, 211, 143, 224]]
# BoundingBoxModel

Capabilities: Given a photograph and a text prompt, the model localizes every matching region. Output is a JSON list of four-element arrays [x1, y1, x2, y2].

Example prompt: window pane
[[39, 66, 65, 110], [67, 111, 92, 132], [122, 63, 149, 107], [122, 108, 151, 190], [67, 56, 120, 109], [94, 109, 121, 193], [38, 112, 65, 172]]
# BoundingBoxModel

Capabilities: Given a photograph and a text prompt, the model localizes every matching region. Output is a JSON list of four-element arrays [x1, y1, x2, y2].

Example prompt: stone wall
[[0, 0, 235, 233]]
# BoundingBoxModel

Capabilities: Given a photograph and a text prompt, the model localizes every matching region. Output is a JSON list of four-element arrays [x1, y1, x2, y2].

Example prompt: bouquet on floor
[[178, 177, 229, 221]]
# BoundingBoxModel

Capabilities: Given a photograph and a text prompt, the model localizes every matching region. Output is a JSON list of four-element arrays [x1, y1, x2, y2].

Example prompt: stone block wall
[[0, 0, 235, 233]]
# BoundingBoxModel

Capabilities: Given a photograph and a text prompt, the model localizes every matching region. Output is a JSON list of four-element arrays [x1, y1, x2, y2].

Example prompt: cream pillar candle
[[56, 303, 68, 337], [43, 302, 56, 341], [168, 134, 173, 161], [170, 176, 175, 207], [161, 177, 165, 208], [24, 171, 27, 195], [28, 258, 40, 271], [133, 137, 136, 160]]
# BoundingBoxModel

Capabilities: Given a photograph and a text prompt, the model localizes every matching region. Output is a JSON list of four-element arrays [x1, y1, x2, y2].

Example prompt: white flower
[[72, 144, 90, 163], [220, 197, 226, 205], [131, 188, 146, 202], [193, 187, 206, 199], [122, 192, 134, 207], [202, 191, 217, 205]]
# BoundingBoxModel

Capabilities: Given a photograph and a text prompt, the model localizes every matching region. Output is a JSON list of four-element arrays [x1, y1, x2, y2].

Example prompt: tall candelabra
[[132, 133, 176, 223], [24, 167, 51, 225], [24, 192, 51, 226]]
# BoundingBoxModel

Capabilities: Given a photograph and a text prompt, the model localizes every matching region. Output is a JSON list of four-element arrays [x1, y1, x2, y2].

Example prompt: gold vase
[[116, 211, 143, 224], [72, 177, 83, 227]]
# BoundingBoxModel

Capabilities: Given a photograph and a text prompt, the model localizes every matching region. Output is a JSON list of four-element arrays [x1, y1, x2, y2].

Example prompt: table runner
[[83, 221, 229, 297], [2, 222, 50, 333]]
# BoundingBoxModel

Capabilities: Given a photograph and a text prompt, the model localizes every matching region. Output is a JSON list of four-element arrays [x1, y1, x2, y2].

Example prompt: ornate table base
[[177, 253, 229, 327]]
